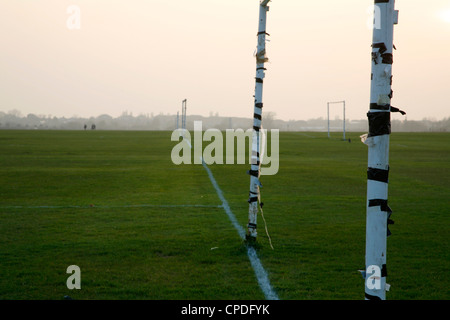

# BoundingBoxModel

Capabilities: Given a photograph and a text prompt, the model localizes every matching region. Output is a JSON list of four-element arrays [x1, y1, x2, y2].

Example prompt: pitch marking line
[[182, 137, 278, 299], [200, 156, 279, 300], [0, 204, 223, 209]]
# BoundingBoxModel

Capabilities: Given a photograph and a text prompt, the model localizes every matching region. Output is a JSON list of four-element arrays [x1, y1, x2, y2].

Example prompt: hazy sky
[[1, 0, 449, 121]]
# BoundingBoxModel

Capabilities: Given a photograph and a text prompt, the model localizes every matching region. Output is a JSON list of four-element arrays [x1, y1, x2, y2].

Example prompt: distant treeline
[[0, 110, 449, 132]]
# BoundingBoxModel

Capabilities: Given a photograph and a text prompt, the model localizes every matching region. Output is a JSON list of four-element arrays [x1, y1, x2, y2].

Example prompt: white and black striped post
[[364, 0, 404, 300], [247, 0, 271, 242]]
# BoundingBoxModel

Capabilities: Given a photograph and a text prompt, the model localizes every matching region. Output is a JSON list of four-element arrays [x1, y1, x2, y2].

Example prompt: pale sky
[[0, 0, 449, 121]]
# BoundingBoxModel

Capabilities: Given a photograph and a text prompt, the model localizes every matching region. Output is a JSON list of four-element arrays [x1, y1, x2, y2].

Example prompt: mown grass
[[0, 130, 448, 300]]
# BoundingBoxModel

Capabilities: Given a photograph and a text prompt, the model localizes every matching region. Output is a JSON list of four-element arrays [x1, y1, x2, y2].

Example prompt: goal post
[[327, 100, 346, 140], [247, 0, 272, 241], [182, 99, 187, 130]]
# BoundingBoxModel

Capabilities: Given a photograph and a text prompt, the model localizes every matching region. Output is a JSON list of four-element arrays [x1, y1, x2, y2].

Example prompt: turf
[[0, 130, 448, 300]]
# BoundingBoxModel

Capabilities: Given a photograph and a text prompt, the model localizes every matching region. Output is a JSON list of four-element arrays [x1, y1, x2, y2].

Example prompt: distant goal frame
[[327, 100, 346, 140]]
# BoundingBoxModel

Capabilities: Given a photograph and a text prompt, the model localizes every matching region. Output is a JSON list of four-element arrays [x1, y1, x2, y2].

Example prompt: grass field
[[0, 130, 448, 300]]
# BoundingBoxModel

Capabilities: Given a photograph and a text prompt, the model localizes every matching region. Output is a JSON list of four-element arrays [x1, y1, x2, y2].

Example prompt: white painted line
[[200, 159, 279, 300], [184, 132, 278, 299], [296, 132, 317, 139], [201, 161, 246, 240], [0, 204, 223, 209], [184, 134, 278, 298], [247, 246, 279, 300]]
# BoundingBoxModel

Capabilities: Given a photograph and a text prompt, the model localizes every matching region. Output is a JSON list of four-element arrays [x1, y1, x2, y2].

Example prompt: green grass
[[0, 130, 448, 300]]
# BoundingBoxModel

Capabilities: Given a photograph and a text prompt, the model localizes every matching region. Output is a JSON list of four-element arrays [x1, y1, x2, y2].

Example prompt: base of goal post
[[244, 234, 262, 249], [327, 134, 350, 142]]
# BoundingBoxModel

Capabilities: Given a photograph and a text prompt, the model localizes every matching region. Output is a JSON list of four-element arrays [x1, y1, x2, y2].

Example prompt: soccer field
[[0, 130, 448, 300]]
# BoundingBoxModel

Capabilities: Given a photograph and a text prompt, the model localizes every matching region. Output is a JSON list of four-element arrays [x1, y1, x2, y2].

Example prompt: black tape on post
[[367, 167, 390, 183], [367, 112, 391, 137], [370, 103, 390, 111], [368, 199, 392, 212], [365, 293, 382, 300], [368, 199, 394, 237], [247, 170, 259, 177], [248, 197, 258, 203]]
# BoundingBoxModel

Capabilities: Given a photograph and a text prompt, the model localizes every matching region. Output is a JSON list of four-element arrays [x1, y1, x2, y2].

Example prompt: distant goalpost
[[181, 99, 187, 130], [327, 100, 346, 140]]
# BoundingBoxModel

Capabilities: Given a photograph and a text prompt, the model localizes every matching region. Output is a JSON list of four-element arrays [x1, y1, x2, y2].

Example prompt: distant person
[[84, 124, 87, 130], [91, 124, 96, 130]]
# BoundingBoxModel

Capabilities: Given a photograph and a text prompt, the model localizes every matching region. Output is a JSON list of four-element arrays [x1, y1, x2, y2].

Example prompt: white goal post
[[327, 100, 346, 140], [182, 99, 187, 130]]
